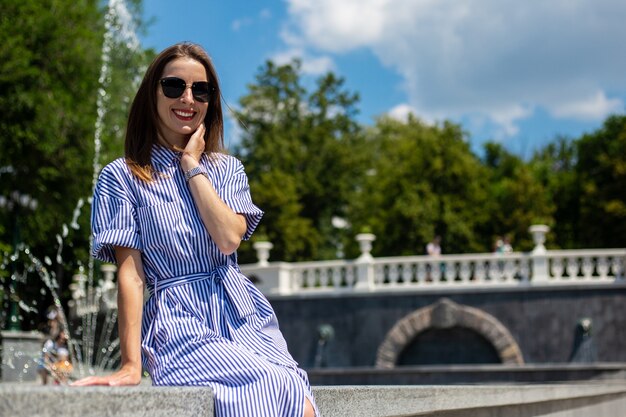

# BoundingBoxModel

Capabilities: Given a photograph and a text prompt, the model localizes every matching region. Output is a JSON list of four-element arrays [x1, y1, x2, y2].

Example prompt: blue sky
[[138, 0, 626, 157]]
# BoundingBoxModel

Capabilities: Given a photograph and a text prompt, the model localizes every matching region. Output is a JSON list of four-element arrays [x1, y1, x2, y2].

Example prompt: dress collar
[[151, 144, 181, 168]]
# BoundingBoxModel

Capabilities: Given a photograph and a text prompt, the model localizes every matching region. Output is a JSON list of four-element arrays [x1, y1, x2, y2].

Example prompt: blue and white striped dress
[[91, 145, 318, 416]]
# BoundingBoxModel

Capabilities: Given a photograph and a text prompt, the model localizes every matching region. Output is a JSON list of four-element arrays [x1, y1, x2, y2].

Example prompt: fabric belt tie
[[148, 266, 256, 320]]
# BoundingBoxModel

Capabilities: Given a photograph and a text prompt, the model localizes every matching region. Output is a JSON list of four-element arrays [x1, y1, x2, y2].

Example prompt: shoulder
[[95, 158, 136, 198], [100, 157, 131, 178], [206, 152, 246, 174]]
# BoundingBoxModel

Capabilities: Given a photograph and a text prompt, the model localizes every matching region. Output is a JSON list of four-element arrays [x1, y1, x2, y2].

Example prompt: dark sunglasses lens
[[161, 77, 185, 98], [161, 78, 211, 102], [191, 82, 210, 102]]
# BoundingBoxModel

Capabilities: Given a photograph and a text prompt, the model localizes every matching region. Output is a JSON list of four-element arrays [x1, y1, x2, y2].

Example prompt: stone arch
[[375, 298, 524, 368]]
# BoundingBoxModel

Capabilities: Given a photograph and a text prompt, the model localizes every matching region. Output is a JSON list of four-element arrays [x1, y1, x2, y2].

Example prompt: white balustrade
[[239, 226, 626, 296]]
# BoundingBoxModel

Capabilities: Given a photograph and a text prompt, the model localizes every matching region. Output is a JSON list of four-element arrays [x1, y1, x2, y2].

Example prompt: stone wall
[[269, 284, 626, 369]]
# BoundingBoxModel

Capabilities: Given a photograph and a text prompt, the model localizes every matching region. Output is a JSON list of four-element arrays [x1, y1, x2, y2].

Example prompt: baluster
[[551, 258, 564, 280], [518, 258, 530, 283], [474, 261, 486, 282], [444, 261, 456, 282], [459, 262, 471, 283], [389, 264, 399, 285], [343, 266, 352, 288], [487, 259, 499, 281], [293, 270, 303, 290], [416, 263, 427, 284], [597, 257, 609, 280], [374, 264, 384, 285], [315, 268, 322, 288], [581, 257, 594, 280], [611, 257, 625, 280], [329, 267, 338, 288], [404, 263, 411, 284], [319, 268, 329, 288], [565, 258, 578, 280], [502, 259, 515, 282], [430, 261, 441, 283], [408, 263, 418, 285]]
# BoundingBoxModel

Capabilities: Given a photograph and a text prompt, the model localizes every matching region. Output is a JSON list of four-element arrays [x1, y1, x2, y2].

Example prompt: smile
[[173, 109, 195, 120]]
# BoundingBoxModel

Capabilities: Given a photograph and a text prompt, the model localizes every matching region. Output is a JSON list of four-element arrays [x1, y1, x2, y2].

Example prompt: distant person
[[72, 42, 317, 416], [501, 236, 513, 254], [38, 306, 62, 385], [49, 332, 73, 385], [494, 236, 512, 255], [426, 235, 442, 257], [493, 236, 504, 254], [425, 236, 442, 282]]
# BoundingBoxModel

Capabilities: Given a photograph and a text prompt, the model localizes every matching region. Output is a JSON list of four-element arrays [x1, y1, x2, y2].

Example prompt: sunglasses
[[159, 77, 212, 103]]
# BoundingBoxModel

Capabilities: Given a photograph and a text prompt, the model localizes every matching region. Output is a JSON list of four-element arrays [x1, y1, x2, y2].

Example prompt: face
[[156, 57, 209, 147]]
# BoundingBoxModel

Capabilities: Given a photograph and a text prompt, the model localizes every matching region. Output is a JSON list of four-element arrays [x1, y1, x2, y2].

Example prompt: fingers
[[71, 376, 111, 386], [182, 124, 207, 167], [71, 374, 138, 387]]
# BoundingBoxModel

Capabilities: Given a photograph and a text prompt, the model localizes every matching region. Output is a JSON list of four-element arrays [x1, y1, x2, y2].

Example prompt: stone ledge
[[1, 382, 626, 417], [0, 385, 213, 417], [313, 383, 626, 416]]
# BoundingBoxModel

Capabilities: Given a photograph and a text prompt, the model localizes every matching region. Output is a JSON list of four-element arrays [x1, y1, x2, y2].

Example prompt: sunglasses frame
[[159, 77, 213, 103]]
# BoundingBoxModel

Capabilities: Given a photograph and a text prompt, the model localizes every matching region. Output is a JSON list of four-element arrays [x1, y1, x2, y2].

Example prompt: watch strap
[[184, 165, 208, 182]]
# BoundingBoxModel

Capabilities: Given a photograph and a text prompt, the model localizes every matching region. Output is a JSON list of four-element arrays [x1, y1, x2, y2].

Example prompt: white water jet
[[1, 0, 142, 382]]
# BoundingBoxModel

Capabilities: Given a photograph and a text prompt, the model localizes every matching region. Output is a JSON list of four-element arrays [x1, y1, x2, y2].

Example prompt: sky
[[137, 0, 626, 158]]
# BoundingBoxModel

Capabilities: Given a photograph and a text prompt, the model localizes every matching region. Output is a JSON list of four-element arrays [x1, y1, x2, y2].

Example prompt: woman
[[73, 43, 317, 417]]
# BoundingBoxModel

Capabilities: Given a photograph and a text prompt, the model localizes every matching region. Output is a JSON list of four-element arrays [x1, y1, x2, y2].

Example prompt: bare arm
[[180, 124, 246, 255], [72, 246, 144, 386]]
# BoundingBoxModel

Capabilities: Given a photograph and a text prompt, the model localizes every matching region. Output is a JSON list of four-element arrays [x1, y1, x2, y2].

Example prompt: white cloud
[[271, 48, 335, 75], [282, 0, 626, 137], [232, 9, 272, 32], [231, 17, 252, 31], [550, 91, 623, 121], [387, 104, 417, 122]]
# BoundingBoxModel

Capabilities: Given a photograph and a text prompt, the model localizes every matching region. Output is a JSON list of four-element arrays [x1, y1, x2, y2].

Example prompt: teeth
[[174, 110, 194, 117]]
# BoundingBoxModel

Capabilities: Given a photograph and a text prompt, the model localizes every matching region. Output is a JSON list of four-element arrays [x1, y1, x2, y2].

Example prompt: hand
[[71, 364, 142, 387], [181, 124, 206, 171]]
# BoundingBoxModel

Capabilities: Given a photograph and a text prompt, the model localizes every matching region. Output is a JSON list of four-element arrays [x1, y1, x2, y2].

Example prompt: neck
[[157, 132, 187, 151]]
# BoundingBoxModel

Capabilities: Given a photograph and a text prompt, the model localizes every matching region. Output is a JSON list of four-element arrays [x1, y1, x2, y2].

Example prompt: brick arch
[[375, 298, 524, 368]]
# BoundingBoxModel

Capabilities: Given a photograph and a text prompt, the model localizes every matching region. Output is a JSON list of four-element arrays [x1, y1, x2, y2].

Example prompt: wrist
[[179, 153, 199, 172], [184, 165, 209, 182]]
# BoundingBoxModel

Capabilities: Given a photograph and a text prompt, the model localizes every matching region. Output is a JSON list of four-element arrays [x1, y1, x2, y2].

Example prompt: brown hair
[[125, 43, 224, 182]]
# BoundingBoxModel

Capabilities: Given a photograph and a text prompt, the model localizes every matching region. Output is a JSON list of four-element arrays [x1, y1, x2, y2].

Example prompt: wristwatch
[[184, 165, 208, 182]]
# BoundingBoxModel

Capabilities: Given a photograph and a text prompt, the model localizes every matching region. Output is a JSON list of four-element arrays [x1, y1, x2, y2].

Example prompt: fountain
[[0, 0, 142, 383]]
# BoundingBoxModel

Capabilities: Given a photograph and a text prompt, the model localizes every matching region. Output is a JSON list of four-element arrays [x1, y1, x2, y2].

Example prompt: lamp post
[[0, 190, 38, 331]]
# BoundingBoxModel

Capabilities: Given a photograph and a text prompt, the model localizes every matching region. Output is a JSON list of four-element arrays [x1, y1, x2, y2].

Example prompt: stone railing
[[241, 226, 626, 296]]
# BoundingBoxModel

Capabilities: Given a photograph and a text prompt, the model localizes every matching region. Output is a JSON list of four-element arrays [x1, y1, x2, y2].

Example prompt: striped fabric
[[91, 145, 318, 416]]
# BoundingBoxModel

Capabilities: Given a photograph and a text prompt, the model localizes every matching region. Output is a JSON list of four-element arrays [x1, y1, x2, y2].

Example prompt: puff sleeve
[[90, 162, 142, 263], [216, 156, 264, 240]]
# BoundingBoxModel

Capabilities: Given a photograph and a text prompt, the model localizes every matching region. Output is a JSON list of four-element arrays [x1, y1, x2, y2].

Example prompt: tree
[[233, 60, 365, 261], [575, 115, 626, 248], [530, 137, 579, 248], [482, 142, 554, 251], [0, 0, 151, 329], [346, 115, 491, 257]]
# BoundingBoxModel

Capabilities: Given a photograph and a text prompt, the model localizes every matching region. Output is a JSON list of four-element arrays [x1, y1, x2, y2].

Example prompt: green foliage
[[234, 60, 366, 261], [529, 137, 579, 248], [482, 142, 555, 251], [575, 115, 626, 248], [0, 0, 151, 329], [346, 116, 491, 257], [0, 0, 103, 295]]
